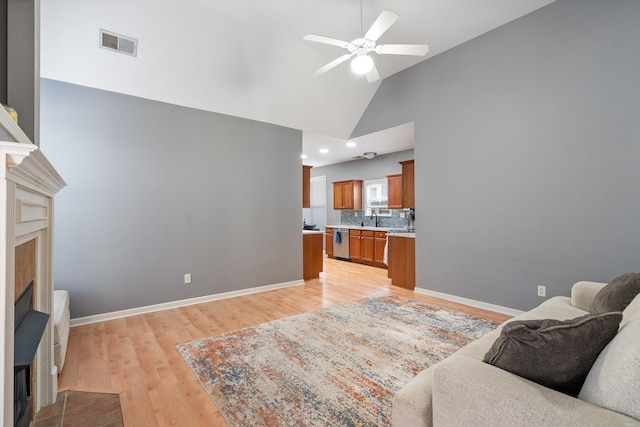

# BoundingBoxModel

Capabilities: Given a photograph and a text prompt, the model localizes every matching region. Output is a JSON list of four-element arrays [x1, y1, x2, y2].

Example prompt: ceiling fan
[[303, 8, 429, 83]]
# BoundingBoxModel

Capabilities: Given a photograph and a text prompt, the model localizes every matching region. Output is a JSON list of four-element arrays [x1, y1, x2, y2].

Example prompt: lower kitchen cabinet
[[327, 227, 388, 268], [361, 230, 374, 263], [349, 229, 362, 261], [387, 236, 415, 290], [374, 231, 387, 265], [325, 227, 333, 257], [336, 228, 386, 268]]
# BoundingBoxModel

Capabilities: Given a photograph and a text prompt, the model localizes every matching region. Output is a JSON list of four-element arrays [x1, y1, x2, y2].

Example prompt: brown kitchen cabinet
[[333, 180, 362, 210], [388, 235, 415, 290], [400, 160, 415, 209], [303, 233, 323, 280], [325, 227, 333, 257], [349, 229, 362, 261], [345, 228, 386, 267], [327, 227, 386, 268], [374, 231, 387, 265], [387, 174, 403, 209], [302, 165, 312, 208], [361, 230, 374, 262]]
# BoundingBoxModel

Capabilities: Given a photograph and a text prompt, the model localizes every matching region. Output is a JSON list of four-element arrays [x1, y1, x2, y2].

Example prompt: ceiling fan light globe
[[351, 55, 374, 75]]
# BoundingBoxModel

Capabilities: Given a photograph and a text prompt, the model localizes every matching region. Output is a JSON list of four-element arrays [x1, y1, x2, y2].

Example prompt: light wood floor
[[56, 256, 510, 426]]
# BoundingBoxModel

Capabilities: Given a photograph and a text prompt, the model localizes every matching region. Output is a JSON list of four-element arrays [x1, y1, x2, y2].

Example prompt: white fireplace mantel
[[1, 109, 66, 426]]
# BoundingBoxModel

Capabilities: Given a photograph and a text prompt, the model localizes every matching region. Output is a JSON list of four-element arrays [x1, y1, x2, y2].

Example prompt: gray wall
[[40, 79, 303, 318], [312, 149, 414, 225], [7, 0, 38, 143], [352, 0, 640, 310], [0, 0, 6, 103]]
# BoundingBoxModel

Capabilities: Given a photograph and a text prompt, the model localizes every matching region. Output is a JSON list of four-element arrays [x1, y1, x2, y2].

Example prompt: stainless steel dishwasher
[[333, 228, 350, 260]]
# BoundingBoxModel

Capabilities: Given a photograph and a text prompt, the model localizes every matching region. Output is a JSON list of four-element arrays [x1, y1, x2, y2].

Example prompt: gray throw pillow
[[483, 312, 622, 396], [590, 273, 640, 314]]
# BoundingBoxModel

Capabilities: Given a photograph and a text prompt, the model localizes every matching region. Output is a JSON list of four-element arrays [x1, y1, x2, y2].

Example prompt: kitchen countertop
[[325, 225, 415, 238], [387, 232, 416, 238], [326, 224, 397, 231], [302, 230, 324, 235]]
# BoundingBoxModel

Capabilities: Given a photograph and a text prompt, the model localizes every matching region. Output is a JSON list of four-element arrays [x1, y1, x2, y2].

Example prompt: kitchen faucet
[[371, 212, 379, 227]]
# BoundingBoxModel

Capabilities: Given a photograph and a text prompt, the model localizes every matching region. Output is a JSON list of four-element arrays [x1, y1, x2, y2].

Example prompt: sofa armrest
[[432, 355, 640, 427], [571, 281, 606, 311]]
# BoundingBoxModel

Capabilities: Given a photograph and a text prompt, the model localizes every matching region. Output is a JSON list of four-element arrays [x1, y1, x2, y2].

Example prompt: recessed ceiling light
[[319, 148, 329, 154], [346, 141, 356, 148], [301, 154, 307, 159]]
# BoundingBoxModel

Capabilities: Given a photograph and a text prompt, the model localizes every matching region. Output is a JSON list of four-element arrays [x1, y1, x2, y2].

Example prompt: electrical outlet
[[184, 273, 192, 284], [400, 212, 405, 218], [355, 212, 358, 217], [537, 285, 546, 297]]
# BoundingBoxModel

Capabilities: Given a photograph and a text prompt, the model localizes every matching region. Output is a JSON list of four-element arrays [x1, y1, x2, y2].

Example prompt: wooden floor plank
[[56, 256, 511, 426]]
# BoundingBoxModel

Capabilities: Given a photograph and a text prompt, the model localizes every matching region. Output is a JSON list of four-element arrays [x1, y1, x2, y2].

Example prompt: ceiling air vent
[[99, 29, 138, 57]]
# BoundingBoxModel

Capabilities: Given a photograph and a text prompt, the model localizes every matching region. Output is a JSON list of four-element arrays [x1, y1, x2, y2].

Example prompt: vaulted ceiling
[[40, 0, 554, 166]]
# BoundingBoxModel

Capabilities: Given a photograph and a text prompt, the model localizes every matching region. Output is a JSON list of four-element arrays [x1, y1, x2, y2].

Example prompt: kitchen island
[[303, 230, 323, 280], [386, 232, 416, 290]]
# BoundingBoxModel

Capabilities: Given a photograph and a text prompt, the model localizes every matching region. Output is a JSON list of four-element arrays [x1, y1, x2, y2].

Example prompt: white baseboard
[[70, 279, 305, 327], [414, 287, 524, 317]]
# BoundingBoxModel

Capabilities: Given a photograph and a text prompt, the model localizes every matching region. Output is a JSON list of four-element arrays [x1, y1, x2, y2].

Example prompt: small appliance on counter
[[303, 219, 318, 231], [406, 208, 415, 232]]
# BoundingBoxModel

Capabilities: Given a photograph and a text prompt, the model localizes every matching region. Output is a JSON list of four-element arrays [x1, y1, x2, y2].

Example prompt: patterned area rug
[[177, 295, 499, 426]]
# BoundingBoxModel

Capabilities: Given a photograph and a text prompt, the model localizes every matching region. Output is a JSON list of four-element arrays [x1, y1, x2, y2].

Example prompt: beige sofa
[[53, 290, 70, 373], [392, 281, 640, 427]]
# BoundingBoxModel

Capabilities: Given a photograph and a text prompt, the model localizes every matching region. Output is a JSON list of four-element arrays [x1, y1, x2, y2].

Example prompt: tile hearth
[[33, 390, 123, 427]]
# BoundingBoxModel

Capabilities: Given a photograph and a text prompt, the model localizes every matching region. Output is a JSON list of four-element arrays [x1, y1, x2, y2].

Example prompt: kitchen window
[[364, 179, 391, 217]]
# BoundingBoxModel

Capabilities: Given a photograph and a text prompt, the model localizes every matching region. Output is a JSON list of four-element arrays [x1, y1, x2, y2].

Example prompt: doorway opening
[[303, 175, 327, 248]]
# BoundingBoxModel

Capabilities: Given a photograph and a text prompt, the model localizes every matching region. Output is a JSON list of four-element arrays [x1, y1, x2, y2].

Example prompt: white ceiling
[[303, 121, 415, 167], [40, 0, 554, 167]]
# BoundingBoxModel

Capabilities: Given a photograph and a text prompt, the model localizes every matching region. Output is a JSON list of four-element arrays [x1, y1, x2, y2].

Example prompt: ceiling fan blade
[[304, 34, 351, 49], [375, 44, 429, 56], [364, 10, 399, 42], [365, 62, 380, 83], [312, 53, 354, 77]]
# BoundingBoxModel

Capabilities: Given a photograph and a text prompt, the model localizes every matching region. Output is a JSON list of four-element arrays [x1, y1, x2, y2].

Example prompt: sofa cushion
[[590, 273, 640, 314], [622, 294, 640, 328], [571, 281, 606, 312], [579, 315, 640, 421], [483, 312, 622, 396]]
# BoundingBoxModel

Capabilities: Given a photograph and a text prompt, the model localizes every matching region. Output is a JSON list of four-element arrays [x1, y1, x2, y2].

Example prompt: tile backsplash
[[340, 209, 411, 229]]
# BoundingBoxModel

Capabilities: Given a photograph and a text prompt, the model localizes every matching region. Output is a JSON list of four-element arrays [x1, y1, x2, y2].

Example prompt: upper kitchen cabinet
[[302, 165, 312, 208], [333, 180, 362, 210], [400, 160, 415, 209], [387, 174, 403, 209]]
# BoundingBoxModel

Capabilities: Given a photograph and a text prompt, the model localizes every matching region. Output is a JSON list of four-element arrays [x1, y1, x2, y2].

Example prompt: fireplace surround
[[1, 109, 66, 425]]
